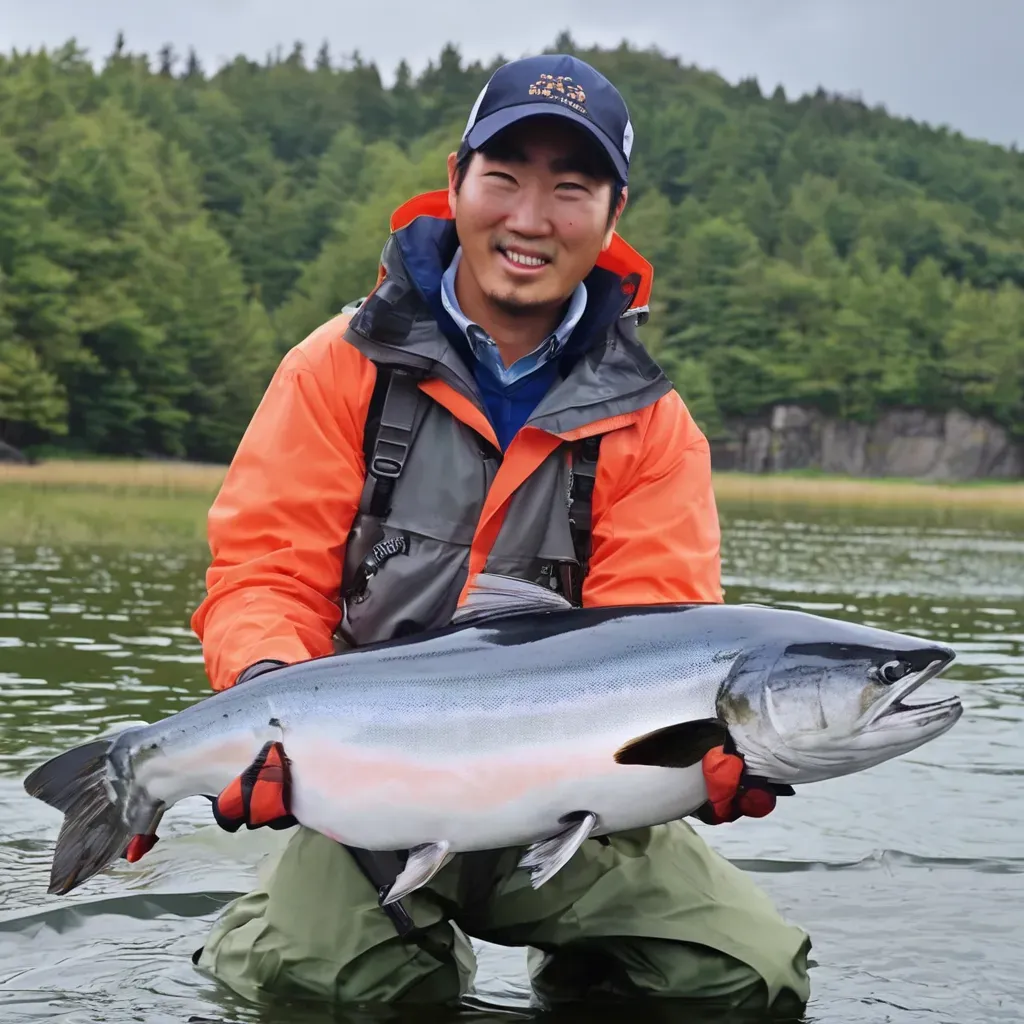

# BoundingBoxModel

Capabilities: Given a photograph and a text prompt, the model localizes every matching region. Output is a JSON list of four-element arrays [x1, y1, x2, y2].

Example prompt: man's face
[[447, 118, 627, 318]]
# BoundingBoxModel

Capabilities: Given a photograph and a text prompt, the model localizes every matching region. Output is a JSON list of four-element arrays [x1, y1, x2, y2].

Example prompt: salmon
[[23, 573, 962, 901]]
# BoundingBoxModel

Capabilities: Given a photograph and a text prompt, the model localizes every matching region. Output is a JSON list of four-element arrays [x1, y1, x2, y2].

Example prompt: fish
[[23, 573, 963, 901]]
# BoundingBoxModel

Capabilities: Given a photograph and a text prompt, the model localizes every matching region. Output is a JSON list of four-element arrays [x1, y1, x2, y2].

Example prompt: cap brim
[[465, 103, 628, 183]]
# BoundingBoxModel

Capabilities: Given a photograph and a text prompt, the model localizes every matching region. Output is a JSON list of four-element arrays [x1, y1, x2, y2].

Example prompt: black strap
[[343, 366, 428, 603], [360, 366, 427, 520], [559, 434, 602, 605], [345, 847, 452, 964]]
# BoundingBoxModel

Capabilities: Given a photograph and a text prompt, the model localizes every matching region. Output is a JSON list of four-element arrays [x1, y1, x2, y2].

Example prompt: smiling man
[[183, 54, 812, 1012]]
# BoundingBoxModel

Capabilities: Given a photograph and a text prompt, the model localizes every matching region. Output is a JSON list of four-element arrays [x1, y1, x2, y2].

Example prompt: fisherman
[[166, 53, 812, 1012]]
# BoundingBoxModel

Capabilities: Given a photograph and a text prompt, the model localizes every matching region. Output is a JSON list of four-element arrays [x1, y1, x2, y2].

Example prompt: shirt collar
[[440, 246, 588, 388]]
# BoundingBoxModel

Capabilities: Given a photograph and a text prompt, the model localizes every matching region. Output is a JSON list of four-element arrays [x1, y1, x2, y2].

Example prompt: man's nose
[[502, 187, 550, 236]]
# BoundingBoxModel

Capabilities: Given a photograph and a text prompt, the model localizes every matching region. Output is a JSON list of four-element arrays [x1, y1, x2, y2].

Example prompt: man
[[176, 53, 811, 1012]]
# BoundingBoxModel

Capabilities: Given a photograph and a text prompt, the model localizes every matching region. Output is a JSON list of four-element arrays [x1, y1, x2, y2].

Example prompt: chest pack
[[345, 363, 601, 610]]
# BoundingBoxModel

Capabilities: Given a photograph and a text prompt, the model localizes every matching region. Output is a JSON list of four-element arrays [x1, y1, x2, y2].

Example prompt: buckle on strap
[[360, 367, 429, 520], [371, 369, 421, 479]]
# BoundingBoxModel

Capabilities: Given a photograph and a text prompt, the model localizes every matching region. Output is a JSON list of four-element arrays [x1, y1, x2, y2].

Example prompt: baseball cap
[[458, 54, 634, 184]]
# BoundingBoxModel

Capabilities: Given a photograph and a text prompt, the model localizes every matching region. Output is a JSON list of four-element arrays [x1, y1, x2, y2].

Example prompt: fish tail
[[23, 735, 138, 895]]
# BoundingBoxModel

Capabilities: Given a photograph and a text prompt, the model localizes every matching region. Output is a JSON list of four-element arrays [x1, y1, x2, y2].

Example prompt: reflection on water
[[0, 505, 1022, 1023]]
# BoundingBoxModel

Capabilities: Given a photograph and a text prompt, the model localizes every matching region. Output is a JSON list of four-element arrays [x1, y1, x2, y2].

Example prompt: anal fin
[[518, 811, 598, 889], [381, 841, 452, 906]]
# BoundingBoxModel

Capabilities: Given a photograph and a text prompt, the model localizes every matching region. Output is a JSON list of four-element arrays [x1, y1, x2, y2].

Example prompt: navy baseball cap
[[458, 54, 634, 183]]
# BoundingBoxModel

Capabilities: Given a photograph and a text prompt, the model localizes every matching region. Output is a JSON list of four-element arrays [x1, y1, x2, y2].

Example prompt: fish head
[[717, 617, 962, 786]]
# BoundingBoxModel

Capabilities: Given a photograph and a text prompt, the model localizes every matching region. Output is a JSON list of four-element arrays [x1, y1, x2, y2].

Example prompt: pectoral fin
[[518, 811, 598, 889], [381, 841, 453, 906], [613, 719, 727, 768]]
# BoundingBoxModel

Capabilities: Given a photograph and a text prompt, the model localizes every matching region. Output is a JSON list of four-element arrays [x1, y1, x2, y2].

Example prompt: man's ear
[[447, 152, 459, 216], [602, 185, 629, 250]]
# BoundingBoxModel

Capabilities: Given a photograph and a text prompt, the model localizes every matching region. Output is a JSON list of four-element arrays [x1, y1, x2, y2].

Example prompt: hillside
[[1, 33, 1022, 463]]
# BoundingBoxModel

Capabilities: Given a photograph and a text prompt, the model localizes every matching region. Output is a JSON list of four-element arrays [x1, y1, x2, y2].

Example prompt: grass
[[1, 458, 1022, 548], [0, 459, 225, 548], [710, 470, 1024, 510], [0, 458, 226, 494]]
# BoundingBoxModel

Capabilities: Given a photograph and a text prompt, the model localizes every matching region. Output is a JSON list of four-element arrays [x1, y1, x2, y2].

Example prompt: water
[[0, 505, 1022, 1023]]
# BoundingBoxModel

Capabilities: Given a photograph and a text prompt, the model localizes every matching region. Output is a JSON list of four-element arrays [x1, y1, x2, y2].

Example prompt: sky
[[4, 0, 1021, 149]]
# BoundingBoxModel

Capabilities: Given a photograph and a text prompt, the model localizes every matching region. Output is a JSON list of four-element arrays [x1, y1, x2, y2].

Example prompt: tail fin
[[24, 739, 135, 895]]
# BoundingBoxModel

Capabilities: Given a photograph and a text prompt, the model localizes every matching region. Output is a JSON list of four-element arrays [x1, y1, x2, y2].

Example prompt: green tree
[[941, 283, 1024, 431], [3, 36, 1024, 458]]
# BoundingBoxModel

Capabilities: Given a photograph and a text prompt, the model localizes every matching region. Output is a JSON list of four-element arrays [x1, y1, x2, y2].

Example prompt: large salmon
[[24, 574, 962, 901]]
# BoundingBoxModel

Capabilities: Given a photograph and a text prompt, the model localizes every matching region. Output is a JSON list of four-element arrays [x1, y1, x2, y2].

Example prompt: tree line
[[1, 33, 1022, 462]]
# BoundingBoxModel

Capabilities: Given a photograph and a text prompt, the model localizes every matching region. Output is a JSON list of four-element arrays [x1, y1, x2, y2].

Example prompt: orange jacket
[[191, 194, 723, 691]]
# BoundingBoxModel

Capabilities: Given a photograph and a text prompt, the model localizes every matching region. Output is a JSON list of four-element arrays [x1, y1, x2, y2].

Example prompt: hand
[[694, 745, 794, 825], [210, 740, 298, 832]]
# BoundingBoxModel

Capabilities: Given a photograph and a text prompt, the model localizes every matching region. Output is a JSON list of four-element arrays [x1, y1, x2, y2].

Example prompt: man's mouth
[[496, 244, 551, 271]]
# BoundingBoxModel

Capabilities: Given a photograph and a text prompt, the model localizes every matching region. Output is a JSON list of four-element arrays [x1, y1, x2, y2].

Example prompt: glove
[[694, 745, 795, 825], [122, 661, 292, 863], [210, 739, 298, 832]]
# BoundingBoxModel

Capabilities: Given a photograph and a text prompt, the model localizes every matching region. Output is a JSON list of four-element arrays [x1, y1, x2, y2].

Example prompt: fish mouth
[[862, 652, 962, 729]]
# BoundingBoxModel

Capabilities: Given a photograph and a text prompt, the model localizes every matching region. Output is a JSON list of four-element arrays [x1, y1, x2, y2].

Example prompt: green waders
[[195, 820, 811, 1011]]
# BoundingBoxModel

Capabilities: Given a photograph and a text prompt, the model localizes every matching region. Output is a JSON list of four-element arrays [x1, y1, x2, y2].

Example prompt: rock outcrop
[[710, 406, 1023, 480]]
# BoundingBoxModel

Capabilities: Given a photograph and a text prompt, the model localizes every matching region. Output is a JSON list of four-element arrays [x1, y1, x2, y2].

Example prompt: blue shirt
[[440, 247, 587, 449]]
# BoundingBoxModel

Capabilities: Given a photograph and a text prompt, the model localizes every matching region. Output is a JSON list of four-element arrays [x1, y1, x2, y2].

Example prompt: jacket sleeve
[[190, 321, 374, 690], [582, 389, 723, 607]]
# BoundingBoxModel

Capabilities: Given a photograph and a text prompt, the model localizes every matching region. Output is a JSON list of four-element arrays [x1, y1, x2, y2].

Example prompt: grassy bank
[[0, 459, 224, 548], [0, 458, 226, 493], [711, 470, 1024, 510], [1, 459, 1022, 548]]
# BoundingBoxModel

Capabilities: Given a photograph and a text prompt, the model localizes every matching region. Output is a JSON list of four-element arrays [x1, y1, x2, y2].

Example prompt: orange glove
[[695, 745, 794, 825], [210, 740, 297, 832]]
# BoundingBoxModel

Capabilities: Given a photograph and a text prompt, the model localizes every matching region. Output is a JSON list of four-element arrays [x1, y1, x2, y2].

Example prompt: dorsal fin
[[451, 573, 573, 628]]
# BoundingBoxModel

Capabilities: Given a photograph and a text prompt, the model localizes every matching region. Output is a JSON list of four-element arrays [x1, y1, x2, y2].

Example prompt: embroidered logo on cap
[[529, 73, 587, 114]]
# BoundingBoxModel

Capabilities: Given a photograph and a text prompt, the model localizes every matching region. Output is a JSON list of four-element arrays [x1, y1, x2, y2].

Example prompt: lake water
[[0, 503, 1021, 1023]]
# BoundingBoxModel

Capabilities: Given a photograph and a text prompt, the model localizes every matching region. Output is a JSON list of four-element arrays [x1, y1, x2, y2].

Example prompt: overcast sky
[[4, 0, 1021, 149]]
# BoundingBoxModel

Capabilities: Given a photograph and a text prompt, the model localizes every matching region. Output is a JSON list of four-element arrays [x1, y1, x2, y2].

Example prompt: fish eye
[[877, 660, 910, 685]]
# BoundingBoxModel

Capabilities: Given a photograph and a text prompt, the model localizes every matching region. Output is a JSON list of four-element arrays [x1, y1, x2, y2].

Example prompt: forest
[[1, 33, 1022, 462]]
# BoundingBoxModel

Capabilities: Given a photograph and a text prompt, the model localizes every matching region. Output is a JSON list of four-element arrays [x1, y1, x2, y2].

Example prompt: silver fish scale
[[265, 612, 731, 754], [132, 598, 932, 770], [134, 608, 733, 762]]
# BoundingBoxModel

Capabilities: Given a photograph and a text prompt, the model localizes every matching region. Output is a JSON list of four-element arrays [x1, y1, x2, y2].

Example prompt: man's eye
[[485, 171, 516, 183]]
